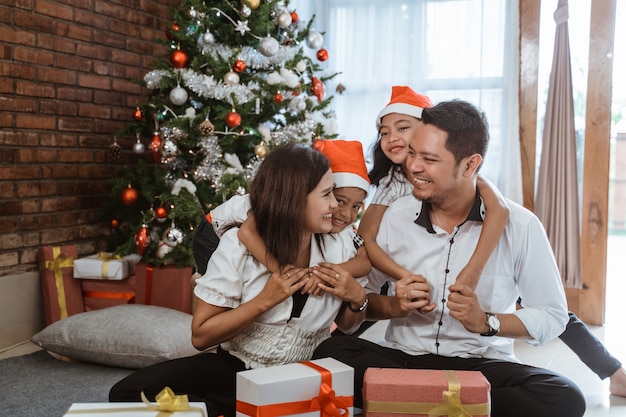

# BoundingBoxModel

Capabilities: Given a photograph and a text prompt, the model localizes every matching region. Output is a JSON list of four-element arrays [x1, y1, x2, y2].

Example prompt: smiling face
[[330, 186, 366, 233], [303, 168, 338, 234], [406, 123, 463, 205], [378, 113, 422, 166]]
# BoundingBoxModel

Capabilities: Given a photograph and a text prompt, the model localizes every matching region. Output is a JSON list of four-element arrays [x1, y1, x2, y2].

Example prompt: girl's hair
[[368, 139, 397, 186], [249, 143, 330, 266]]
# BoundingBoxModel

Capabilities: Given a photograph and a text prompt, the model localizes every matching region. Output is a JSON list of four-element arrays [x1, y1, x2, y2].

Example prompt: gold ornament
[[245, 0, 260, 9], [254, 141, 268, 158], [336, 83, 346, 95], [199, 119, 215, 135]]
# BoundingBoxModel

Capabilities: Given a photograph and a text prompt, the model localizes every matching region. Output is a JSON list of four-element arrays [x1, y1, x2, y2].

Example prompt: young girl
[[358, 86, 510, 295], [109, 144, 368, 416]]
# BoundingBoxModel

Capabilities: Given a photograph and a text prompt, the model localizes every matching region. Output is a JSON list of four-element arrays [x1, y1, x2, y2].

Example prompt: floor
[[2, 236, 626, 416]]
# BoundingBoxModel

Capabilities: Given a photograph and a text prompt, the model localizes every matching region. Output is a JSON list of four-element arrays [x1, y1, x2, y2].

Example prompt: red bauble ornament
[[134, 224, 151, 256], [149, 131, 161, 162], [290, 11, 299, 23], [166, 23, 179, 41], [170, 49, 189, 68], [132, 107, 143, 121], [311, 77, 325, 102], [316, 48, 329, 62], [273, 92, 284, 103], [233, 59, 246, 73], [110, 219, 120, 228], [120, 185, 139, 206], [155, 206, 168, 219], [225, 111, 242, 128]]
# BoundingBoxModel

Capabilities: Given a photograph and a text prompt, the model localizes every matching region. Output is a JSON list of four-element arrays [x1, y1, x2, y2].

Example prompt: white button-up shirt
[[367, 193, 568, 362]]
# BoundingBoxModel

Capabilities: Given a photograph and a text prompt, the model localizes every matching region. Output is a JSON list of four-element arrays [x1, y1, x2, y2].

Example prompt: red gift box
[[363, 368, 490, 417], [81, 276, 136, 311], [38, 245, 85, 325], [134, 263, 193, 314]]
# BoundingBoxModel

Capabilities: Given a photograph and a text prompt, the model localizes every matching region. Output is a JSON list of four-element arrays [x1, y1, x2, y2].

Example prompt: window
[[295, 0, 522, 202]]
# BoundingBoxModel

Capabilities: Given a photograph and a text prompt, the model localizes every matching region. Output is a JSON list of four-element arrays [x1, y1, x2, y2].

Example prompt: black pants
[[109, 348, 246, 417], [559, 311, 621, 379], [312, 336, 586, 417]]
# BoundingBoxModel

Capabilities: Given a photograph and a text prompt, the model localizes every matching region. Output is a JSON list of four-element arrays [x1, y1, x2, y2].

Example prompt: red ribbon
[[145, 265, 153, 305], [236, 361, 352, 417], [83, 290, 135, 300]]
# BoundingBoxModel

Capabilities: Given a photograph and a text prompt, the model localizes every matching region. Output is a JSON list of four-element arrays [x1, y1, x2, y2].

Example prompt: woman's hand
[[257, 265, 310, 308], [312, 262, 366, 307]]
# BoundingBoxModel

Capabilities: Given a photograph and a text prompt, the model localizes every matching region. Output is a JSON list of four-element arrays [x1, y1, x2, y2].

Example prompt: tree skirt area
[[0, 350, 133, 417]]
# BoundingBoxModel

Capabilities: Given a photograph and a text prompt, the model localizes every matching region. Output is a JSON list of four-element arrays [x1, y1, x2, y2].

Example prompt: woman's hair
[[249, 143, 330, 266]]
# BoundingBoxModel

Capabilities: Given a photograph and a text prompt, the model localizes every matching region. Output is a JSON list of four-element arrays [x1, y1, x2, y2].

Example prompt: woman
[[109, 143, 368, 416]]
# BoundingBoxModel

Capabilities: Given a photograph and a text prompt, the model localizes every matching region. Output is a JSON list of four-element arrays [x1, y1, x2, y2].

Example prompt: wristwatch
[[480, 312, 500, 336]]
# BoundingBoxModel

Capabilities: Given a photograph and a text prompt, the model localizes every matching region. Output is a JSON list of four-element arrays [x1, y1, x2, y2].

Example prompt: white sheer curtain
[[293, 0, 522, 203]]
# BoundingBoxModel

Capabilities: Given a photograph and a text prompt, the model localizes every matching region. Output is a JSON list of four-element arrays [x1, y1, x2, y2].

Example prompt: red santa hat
[[312, 139, 370, 194], [376, 86, 433, 129]]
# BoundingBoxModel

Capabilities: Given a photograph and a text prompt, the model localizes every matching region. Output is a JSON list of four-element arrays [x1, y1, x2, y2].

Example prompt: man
[[313, 100, 586, 417]]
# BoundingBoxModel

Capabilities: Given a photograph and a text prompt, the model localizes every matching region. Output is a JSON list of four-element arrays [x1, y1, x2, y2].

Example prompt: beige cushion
[[31, 304, 199, 369]]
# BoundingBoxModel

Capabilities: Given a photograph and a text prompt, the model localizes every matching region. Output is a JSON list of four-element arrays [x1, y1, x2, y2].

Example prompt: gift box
[[363, 369, 490, 417], [73, 252, 135, 280], [236, 357, 354, 417], [134, 263, 193, 314], [81, 276, 136, 311], [38, 245, 85, 325], [63, 402, 207, 416]]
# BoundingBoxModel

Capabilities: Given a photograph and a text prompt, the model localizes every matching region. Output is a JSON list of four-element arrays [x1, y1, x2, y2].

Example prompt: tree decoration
[[120, 185, 139, 206], [233, 59, 246, 72], [155, 206, 168, 221], [133, 133, 145, 154], [103, 0, 341, 268], [109, 137, 122, 159], [134, 224, 151, 256], [110, 219, 120, 228], [132, 107, 143, 121], [170, 48, 189, 68], [225, 110, 242, 128], [316, 48, 329, 62]]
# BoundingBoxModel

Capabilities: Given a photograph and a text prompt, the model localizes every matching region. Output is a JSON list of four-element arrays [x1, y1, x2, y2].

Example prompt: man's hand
[[446, 283, 487, 334], [394, 274, 435, 315]]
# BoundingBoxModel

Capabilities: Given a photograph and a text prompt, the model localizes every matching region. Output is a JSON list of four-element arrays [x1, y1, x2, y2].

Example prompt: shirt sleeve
[[370, 168, 412, 206], [511, 212, 569, 345]]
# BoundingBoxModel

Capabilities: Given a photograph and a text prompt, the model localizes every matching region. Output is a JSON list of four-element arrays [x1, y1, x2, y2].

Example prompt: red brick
[[40, 100, 79, 116], [0, 44, 12, 59], [13, 9, 54, 33], [58, 149, 95, 163], [42, 165, 79, 179], [0, 113, 15, 128], [41, 227, 81, 245], [0, 182, 15, 199], [36, 0, 73, 20], [77, 73, 111, 89], [15, 114, 57, 130], [58, 117, 93, 132], [0, 96, 37, 112], [39, 67, 77, 85], [0, 62, 36, 79], [57, 54, 92, 72], [0, 165, 41, 180], [57, 21, 93, 42], [57, 86, 93, 102], [0, 148, 17, 164], [76, 43, 111, 60], [74, 9, 110, 31], [37, 33, 77, 54], [15, 81, 56, 98], [79, 103, 111, 119], [0, 131, 39, 146], [0, 200, 40, 216]]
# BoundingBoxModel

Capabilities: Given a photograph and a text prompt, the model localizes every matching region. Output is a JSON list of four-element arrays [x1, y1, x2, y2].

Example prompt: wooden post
[[579, 0, 616, 325]]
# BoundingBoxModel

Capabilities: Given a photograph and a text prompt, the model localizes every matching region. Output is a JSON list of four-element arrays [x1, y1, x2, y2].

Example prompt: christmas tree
[[103, 0, 340, 269]]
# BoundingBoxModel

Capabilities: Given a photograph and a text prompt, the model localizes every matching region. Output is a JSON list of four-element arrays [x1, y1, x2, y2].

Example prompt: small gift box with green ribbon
[[236, 357, 354, 417], [363, 368, 490, 417]]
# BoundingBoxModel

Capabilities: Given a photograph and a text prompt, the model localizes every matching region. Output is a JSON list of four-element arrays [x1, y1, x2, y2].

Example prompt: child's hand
[[396, 274, 435, 314], [454, 264, 481, 291], [301, 268, 325, 296]]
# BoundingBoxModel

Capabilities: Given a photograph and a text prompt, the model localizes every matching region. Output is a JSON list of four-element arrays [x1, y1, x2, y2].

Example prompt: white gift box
[[236, 357, 354, 417], [73, 253, 139, 280], [63, 402, 208, 416]]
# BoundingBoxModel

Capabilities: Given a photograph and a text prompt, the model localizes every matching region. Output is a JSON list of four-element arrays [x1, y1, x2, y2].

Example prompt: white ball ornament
[[306, 30, 323, 49], [259, 35, 279, 57], [162, 139, 178, 157], [133, 137, 145, 154], [276, 11, 292, 28], [202, 31, 215, 44], [296, 60, 307, 73], [224, 71, 240, 85], [169, 85, 188, 106], [241, 5, 251, 17]]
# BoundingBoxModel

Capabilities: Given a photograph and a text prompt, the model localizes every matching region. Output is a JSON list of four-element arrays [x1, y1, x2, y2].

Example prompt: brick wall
[[0, 0, 179, 277]]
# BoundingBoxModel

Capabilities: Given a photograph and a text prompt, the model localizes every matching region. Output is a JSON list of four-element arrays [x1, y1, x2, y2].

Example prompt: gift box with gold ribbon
[[73, 252, 139, 280], [64, 388, 206, 416], [38, 245, 84, 325], [236, 357, 354, 417], [363, 368, 490, 417]]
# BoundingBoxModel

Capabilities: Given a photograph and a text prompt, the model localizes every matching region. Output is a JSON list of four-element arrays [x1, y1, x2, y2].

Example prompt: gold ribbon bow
[[97, 252, 122, 279], [141, 387, 190, 412], [44, 246, 74, 320], [427, 371, 486, 417]]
